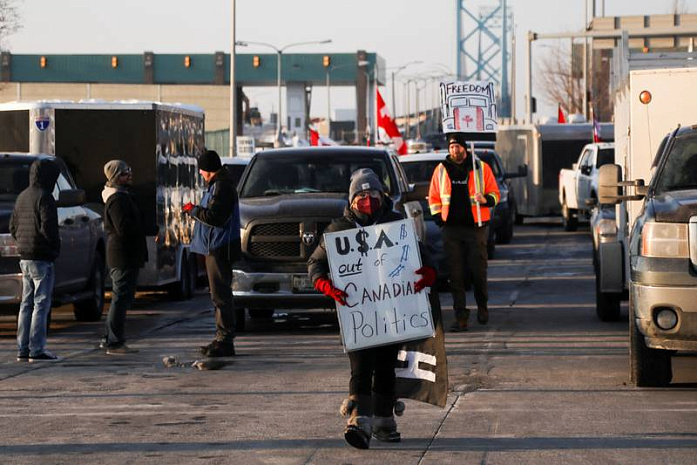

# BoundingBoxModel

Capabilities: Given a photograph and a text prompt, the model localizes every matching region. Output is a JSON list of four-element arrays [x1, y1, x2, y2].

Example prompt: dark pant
[[205, 253, 235, 341], [348, 344, 399, 416], [443, 224, 489, 318], [106, 267, 139, 346]]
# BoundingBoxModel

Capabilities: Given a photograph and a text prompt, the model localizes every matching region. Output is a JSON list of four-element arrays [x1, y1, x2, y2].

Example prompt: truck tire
[[629, 301, 672, 387], [561, 199, 578, 232], [168, 252, 196, 301], [73, 252, 106, 322], [595, 273, 621, 322]]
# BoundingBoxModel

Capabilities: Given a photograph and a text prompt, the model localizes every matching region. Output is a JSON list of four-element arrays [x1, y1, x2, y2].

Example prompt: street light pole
[[235, 39, 332, 147], [390, 60, 422, 118], [229, 0, 236, 157]]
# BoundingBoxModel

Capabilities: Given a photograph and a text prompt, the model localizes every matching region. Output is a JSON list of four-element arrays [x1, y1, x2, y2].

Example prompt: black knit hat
[[197, 150, 222, 172], [447, 133, 467, 147]]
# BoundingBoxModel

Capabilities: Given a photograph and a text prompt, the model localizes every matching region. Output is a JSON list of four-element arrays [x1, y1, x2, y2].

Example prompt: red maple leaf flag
[[377, 89, 407, 155], [309, 126, 320, 146], [557, 103, 566, 124]]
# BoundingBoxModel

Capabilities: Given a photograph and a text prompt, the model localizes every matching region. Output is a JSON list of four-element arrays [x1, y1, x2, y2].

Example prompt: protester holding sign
[[308, 168, 437, 450], [428, 133, 500, 331]]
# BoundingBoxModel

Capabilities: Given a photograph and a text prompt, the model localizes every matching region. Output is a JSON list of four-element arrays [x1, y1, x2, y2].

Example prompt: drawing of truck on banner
[[440, 81, 497, 134]]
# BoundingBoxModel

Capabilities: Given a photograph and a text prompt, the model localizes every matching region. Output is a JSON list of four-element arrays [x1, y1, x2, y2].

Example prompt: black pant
[[106, 267, 139, 346], [348, 344, 399, 416], [205, 253, 235, 341], [443, 224, 489, 316]]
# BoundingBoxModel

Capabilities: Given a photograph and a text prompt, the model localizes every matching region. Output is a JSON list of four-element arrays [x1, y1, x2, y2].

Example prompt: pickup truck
[[232, 146, 426, 331], [558, 142, 615, 231], [599, 124, 697, 387], [0, 153, 106, 323]]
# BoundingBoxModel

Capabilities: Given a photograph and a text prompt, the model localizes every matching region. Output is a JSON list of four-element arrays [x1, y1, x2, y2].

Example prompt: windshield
[[0, 160, 30, 201], [402, 160, 442, 184], [654, 132, 697, 193], [239, 152, 394, 198]]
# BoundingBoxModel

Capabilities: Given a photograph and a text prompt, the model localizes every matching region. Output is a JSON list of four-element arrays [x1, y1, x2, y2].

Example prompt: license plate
[[292, 275, 313, 292]]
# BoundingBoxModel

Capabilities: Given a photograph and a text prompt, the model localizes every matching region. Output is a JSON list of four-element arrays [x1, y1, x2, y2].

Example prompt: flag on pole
[[557, 103, 566, 124], [377, 88, 407, 155], [309, 127, 320, 146], [592, 110, 602, 143]]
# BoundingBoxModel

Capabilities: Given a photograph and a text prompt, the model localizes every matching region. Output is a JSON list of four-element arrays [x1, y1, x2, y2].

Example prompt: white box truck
[[597, 36, 697, 386], [0, 100, 206, 299]]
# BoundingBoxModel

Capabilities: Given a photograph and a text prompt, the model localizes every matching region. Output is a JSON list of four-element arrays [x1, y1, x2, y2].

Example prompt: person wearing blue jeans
[[10, 159, 61, 362]]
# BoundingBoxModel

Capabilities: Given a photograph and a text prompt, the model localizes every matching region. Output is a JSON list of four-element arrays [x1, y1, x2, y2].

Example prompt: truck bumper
[[232, 269, 334, 311], [0, 273, 22, 305], [631, 282, 697, 351]]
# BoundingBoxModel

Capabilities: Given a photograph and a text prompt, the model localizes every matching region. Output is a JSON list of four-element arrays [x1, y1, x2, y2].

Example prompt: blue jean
[[17, 260, 55, 357], [105, 267, 139, 347]]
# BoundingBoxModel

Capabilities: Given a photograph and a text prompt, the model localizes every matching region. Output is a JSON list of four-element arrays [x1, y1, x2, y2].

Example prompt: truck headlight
[[0, 234, 19, 257], [640, 222, 689, 258]]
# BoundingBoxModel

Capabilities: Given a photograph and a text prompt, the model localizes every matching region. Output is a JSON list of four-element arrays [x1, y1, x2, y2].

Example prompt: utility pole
[[229, 0, 237, 157]]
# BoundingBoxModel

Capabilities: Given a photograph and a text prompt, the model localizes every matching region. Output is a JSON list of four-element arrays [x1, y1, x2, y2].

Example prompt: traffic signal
[[184, 55, 191, 68], [323, 55, 331, 67], [111, 56, 118, 68], [40, 56, 47, 68], [253, 55, 261, 67]]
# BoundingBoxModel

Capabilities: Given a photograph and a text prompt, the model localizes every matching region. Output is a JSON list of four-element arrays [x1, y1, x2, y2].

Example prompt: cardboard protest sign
[[324, 219, 434, 352], [396, 290, 448, 407], [440, 80, 498, 139]]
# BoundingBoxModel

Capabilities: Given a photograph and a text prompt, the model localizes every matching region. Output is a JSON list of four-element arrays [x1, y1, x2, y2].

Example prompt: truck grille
[[247, 221, 329, 259]]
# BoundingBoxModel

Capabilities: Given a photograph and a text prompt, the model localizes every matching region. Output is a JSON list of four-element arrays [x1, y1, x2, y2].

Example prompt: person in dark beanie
[[184, 150, 241, 357], [10, 159, 61, 362], [308, 168, 437, 449], [428, 134, 500, 331], [101, 159, 147, 354]]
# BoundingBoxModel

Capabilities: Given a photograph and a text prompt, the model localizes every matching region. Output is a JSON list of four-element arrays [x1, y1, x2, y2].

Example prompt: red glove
[[314, 277, 348, 306], [414, 266, 437, 293], [182, 202, 195, 214]]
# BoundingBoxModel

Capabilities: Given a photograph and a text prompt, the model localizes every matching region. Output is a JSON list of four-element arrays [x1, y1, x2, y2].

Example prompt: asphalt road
[[0, 218, 695, 465]]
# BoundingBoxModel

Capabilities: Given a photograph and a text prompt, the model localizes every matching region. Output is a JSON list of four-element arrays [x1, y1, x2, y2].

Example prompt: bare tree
[[0, 0, 21, 49], [537, 44, 612, 121]]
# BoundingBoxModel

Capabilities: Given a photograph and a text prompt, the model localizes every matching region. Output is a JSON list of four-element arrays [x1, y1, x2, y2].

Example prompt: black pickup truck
[[0, 153, 106, 323], [232, 146, 426, 330]]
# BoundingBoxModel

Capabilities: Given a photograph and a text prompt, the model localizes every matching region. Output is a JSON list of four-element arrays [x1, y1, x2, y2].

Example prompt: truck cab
[[558, 142, 615, 231]]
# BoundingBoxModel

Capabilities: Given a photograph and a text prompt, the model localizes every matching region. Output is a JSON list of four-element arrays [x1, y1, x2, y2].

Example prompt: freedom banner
[[440, 80, 498, 139], [324, 219, 434, 352]]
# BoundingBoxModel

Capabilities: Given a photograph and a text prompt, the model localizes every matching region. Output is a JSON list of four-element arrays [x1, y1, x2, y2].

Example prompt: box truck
[[597, 37, 697, 386]]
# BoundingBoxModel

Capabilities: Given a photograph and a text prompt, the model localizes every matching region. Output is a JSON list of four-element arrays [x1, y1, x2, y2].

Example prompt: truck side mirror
[[405, 182, 429, 202], [517, 164, 528, 177], [598, 164, 622, 205], [57, 188, 86, 207]]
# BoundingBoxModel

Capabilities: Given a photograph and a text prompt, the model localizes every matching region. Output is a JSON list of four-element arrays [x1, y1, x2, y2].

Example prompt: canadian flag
[[557, 103, 566, 124], [377, 88, 407, 155], [592, 109, 602, 143], [309, 125, 338, 146]]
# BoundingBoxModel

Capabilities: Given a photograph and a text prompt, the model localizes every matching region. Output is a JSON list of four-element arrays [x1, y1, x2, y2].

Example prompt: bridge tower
[[456, 0, 513, 117]]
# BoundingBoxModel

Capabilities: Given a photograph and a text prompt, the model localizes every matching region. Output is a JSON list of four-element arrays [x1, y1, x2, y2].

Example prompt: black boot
[[342, 395, 372, 449], [372, 393, 401, 442]]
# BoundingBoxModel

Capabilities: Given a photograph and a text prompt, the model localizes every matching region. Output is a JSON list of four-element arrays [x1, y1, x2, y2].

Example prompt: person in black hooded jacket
[[10, 158, 61, 362], [307, 168, 437, 449]]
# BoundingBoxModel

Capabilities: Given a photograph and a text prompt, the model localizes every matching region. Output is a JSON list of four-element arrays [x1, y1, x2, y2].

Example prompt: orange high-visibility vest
[[428, 157, 500, 223]]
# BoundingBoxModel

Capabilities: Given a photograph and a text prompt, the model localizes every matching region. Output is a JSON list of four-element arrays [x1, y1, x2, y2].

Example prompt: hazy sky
[[7, 0, 696, 123]]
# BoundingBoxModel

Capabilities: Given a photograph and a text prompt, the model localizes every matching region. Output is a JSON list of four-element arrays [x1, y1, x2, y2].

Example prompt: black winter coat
[[104, 189, 148, 269], [307, 197, 433, 285], [9, 159, 61, 261]]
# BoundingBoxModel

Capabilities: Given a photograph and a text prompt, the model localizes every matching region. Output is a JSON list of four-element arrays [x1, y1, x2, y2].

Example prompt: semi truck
[[496, 121, 613, 221], [596, 36, 697, 386], [0, 100, 205, 299]]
